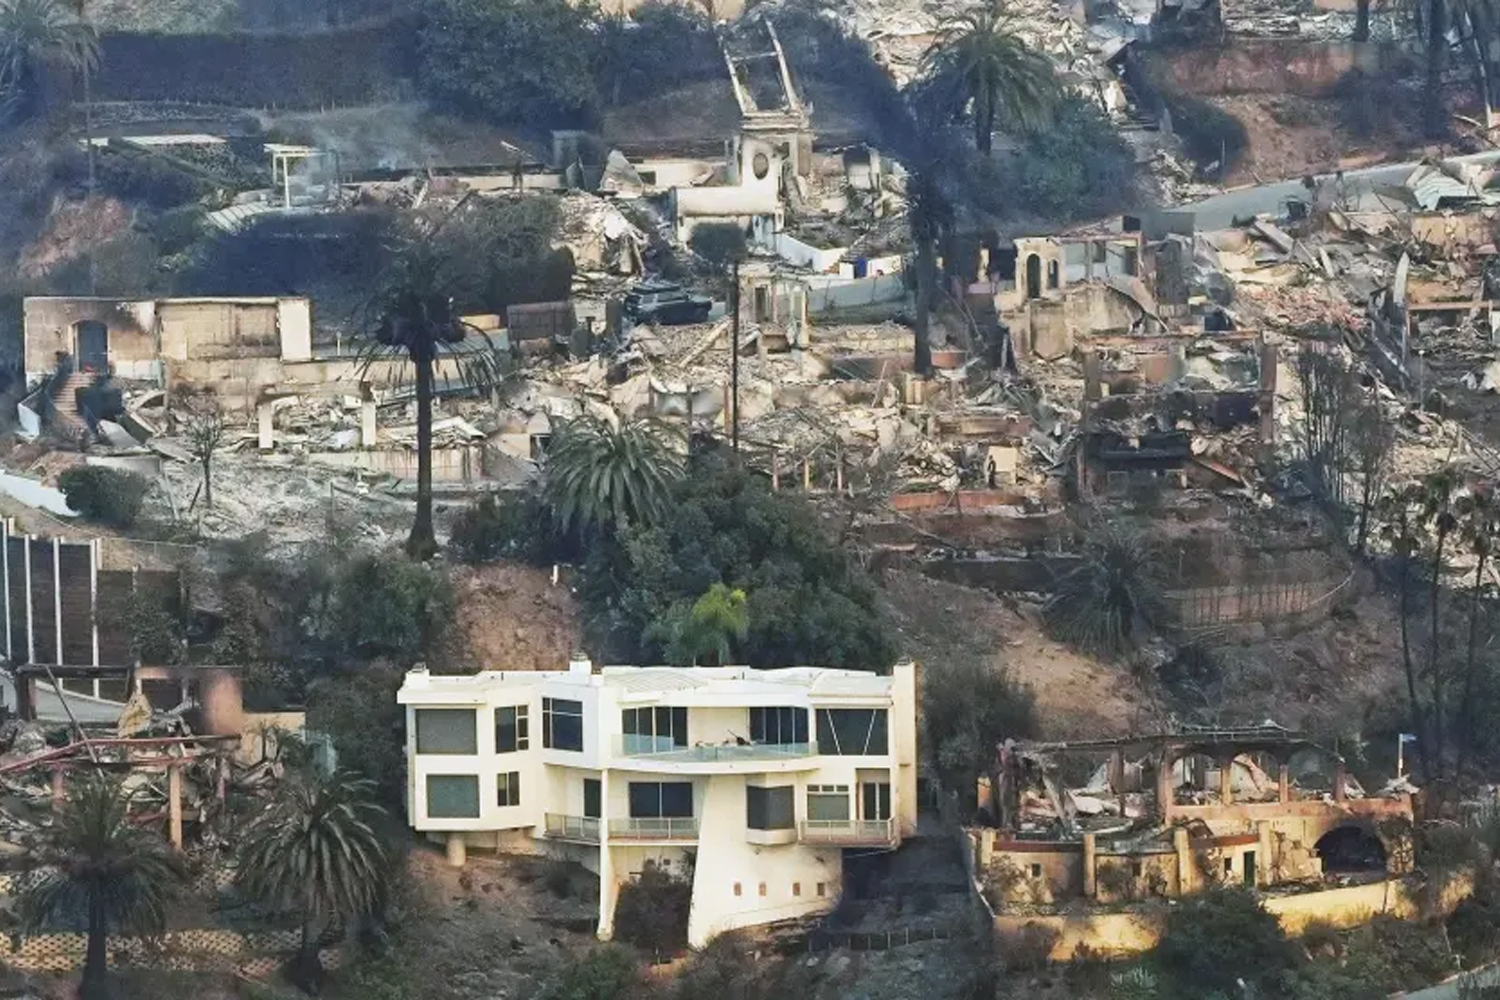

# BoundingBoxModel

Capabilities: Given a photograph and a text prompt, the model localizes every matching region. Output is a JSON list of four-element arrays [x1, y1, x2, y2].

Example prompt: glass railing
[[544, 813, 601, 843], [615, 734, 818, 762], [799, 818, 894, 843], [608, 817, 700, 839]]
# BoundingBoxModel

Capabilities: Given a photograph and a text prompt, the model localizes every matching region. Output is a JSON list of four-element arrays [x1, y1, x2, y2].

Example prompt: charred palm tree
[[1045, 521, 1166, 659], [361, 221, 512, 560]]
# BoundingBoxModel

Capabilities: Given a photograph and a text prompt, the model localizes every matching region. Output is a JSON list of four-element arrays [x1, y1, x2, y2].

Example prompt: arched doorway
[[74, 321, 108, 373], [1024, 254, 1042, 299], [1315, 824, 1387, 874]]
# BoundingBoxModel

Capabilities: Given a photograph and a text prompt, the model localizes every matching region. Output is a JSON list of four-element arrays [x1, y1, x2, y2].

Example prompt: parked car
[[623, 279, 713, 326]]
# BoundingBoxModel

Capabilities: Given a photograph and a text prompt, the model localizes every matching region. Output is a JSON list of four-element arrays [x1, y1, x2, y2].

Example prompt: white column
[[89, 539, 99, 667], [23, 537, 33, 665], [2, 519, 11, 662], [51, 539, 61, 666], [597, 769, 615, 941]]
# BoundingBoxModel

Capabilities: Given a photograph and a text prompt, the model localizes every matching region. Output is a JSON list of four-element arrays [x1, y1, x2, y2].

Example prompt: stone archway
[[1315, 823, 1388, 874]]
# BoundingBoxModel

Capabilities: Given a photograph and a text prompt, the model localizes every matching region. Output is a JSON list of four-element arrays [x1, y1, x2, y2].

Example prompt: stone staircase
[[48, 370, 94, 438]]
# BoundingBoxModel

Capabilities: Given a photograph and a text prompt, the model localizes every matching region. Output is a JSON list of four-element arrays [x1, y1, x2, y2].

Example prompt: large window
[[622, 706, 688, 752], [543, 698, 584, 751], [815, 708, 888, 756], [497, 772, 521, 808], [749, 707, 808, 746], [426, 774, 480, 818], [495, 706, 529, 753], [807, 784, 850, 822], [628, 781, 694, 818], [415, 709, 478, 755], [747, 785, 795, 830]]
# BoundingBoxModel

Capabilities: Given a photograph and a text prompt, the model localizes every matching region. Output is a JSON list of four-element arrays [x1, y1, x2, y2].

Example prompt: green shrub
[[327, 553, 453, 660], [1449, 881, 1500, 966], [59, 466, 149, 527], [448, 490, 562, 565], [613, 860, 691, 957], [539, 946, 639, 1000], [1151, 888, 1302, 998], [95, 151, 207, 211]]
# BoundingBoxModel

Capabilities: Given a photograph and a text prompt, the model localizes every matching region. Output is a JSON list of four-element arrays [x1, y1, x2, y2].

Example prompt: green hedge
[[92, 21, 417, 108]]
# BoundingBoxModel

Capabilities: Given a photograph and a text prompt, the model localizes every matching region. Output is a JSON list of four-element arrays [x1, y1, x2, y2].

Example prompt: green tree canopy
[[647, 582, 749, 666], [418, 0, 599, 126], [580, 455, 897, 671]]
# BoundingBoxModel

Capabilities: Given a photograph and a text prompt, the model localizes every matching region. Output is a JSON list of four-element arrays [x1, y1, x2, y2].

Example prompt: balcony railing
[[544, 813, 601, 843], [616, 734, 818, 763], [800, 819, 894, 845], [609, 817, 700, 840]]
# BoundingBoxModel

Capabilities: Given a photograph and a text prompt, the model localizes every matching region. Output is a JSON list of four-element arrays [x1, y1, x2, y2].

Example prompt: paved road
[[1181, 150, 1500, 230]]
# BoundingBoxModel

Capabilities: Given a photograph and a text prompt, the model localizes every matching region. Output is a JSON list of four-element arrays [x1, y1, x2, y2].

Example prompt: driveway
[[1181, 150, 1500, 230]]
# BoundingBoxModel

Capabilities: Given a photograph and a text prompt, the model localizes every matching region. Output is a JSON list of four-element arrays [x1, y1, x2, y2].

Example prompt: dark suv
[[623, 280, 713, 325]]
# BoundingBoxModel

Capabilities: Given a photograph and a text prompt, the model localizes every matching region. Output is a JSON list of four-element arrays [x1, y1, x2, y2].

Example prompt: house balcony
[[612, 735, 822, 773], [544, 813, 601, 844], [799, 819, 895, 846], [608, 817, 700, 841]]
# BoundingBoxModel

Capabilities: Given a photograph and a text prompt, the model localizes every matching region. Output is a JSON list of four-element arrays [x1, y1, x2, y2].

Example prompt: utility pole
[[731, 258, 740, 455]]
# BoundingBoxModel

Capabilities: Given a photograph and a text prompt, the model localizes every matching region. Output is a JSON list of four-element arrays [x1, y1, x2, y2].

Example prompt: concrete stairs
[[49, 370, 94, 438]]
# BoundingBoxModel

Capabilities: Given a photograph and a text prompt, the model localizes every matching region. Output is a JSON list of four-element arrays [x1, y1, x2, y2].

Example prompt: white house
[[397, 658, 919, 946]]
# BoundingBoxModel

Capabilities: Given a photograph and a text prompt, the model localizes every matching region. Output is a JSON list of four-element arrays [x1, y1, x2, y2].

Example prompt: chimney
[[569, 652, 593, 676]]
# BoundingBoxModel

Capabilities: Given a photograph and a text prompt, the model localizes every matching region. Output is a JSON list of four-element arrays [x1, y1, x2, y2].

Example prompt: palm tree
[[0, 0, 96, 120], [542, 414, 685, 537], [906, 162, 952, 377], [920, 3, 1060, 155], [235, 769, 387, 990], [1379, 482, 1433, 778], [1455, 483, 1496, 772], [1419, 466, 1460, 769], [649, 583, 748, 666], [364, 226, 511, 561], [1044, 521, 1166, 659], [20, 773, 188, 1000]]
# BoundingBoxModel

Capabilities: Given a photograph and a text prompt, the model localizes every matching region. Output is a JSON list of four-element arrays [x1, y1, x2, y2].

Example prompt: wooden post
[[168, 765, 183, 849], [1278, 762, 1291, 805], [771, 455, 780, 492], [216, 756, 228, 803], [802, 458, 811, 492], [50, 767, 63, 806], [1219, 755, 1234, 805]]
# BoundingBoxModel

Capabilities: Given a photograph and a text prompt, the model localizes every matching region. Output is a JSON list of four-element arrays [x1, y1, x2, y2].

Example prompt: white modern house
[[397, 657, 918, 946]]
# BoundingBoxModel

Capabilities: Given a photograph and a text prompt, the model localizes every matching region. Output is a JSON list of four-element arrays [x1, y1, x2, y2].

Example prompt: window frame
[[748, 706, 809, 746], [746, 785, 795, 831], [496, 771, 521, 808], [495, 705, 530, 754], [425, 774, 481, 819], [627, 781, 694, 819], [414, 708, 478, 755], [542, 697, 584, 752], [814, 708, 889, 756], [621, 705, 688, 750]]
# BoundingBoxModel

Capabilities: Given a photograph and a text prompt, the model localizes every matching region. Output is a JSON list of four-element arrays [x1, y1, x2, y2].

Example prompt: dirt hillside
[[449, 562, 582, 671]]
